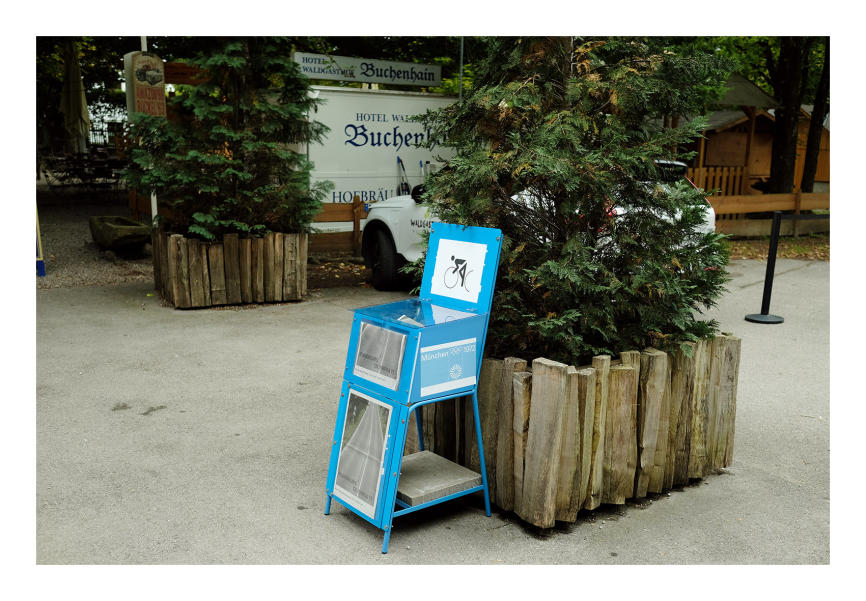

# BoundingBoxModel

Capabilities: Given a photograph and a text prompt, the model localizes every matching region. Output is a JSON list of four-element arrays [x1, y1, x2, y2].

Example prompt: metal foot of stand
[[745, 313, 784, 324]]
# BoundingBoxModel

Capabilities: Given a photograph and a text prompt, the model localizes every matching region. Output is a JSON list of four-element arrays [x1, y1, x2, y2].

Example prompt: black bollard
[[746, 211, 785, 324]]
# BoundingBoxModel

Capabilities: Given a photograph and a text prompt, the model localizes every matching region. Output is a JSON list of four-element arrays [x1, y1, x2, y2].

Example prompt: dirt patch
[[724, 233, 829, 262]]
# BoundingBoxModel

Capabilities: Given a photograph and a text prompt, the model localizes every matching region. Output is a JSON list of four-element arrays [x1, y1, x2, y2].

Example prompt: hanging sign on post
[[124, 51, 166, 119]]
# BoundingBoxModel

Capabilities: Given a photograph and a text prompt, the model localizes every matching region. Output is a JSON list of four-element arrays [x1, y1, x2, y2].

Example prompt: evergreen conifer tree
[[124, 37, 332, 240], [414, 37, 734, 363]]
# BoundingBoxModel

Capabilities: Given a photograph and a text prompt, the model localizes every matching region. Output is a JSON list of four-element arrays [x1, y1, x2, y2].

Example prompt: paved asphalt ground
[[32, 258, 838, 571]]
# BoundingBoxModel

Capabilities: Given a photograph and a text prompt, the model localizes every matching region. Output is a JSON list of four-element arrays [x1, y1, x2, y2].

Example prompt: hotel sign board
[[293, 53, 441, 87], [124, 51, 167, 120]]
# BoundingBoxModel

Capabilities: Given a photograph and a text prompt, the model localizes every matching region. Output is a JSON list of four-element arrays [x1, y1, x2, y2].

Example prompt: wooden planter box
[[151, 230, 308, 308], [406, 335, 741, 528]]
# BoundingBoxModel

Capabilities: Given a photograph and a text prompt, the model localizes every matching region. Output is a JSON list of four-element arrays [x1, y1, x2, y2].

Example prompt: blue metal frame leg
[[472, 390, 492, 517], [325, 493, 332, 515]]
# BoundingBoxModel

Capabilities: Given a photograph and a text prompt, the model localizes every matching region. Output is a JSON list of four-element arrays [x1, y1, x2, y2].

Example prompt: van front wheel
[[371, 229, 398, 291]]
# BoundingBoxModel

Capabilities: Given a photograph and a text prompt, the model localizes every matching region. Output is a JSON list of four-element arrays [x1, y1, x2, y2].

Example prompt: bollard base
[[745, 313, 784, 324]]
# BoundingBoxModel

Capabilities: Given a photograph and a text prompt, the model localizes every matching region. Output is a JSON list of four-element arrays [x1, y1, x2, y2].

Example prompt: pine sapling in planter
[[413, 37, 735, 364], [123, 37, 333, 306]]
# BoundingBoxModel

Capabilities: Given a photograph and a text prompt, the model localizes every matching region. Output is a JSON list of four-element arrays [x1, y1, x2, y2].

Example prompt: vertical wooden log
[[264, 232, 275, 301], [223, 233, 242, 305], [159, 231, 171, 300], [688, 339, 712, 478], [187, 239, 206, 308], [648, 350, 672, 494], [178, 236, 191, 308], [720, 334, 742, 467], [706, 335, 726, 469], [283, 234, 299, 301], [199, 242, 211, 307], [619, 350, 641, 499], [495, 357, 528, 512], [151, 230, 161, 294], [239, 238, 252, 304], [517, 358, 568, 528], [664, 349, 679, 490], [208, 244, 227, 306], [670, 342, 696, 487], [602, 364, 635, 505], [466, 358, 503, 505], [576, 367, 597, 510], [585, 355, 610, 510], [167, 234, 179, 306], [555, 366, 582, 522], [299, 232, 308, 298], [512, 372, 533, 518], [252, 238, 265, 303], [273, 233, 284, 302]]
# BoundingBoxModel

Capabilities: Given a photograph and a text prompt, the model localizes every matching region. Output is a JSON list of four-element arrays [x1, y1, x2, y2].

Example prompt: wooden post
[[648, 350, 672, 494], [352, 196, 363, 257], [634, 349, 666, 498], [199, 241, 211, 307], [706, 335, 725, 471], [670, 342, 696, 487], [273, 233, 284, 302], [187, 239, 206, 307], [576, 367, 596, 510], [602, 364, 635, 505], [252, 238, 264, 303], [170, 235, 191, 309], [720, 334, 742, 467], [793, 189, 803, 237], [585, 355, 610, 510], [208, 244, 227, 306], [664, 348, 681, 490], [495, 357, 528, 512], [167, 234, 179, 306], [299, 232, 308, 297], [517, 358, 568, 528], [619, 350, 641, 499], [741, 106, 756, 195], [511, 371, 533, 517], [264, 232, 275, 302], [697, 136, 706, 189], [688, 339, 712, 479], [555, 366, 582, 522], [159, 231, 171, 300], [283, 234, 298, 301], [239, 238, 252, 304], [223, 233, 242, 305]]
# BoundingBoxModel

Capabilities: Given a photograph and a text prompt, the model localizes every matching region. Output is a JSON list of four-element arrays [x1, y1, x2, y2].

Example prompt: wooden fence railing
[[709, 191, 830, 237], [131, 192, 369, 256], [407, 336, 742, 529], [687, 167, 745, 196]]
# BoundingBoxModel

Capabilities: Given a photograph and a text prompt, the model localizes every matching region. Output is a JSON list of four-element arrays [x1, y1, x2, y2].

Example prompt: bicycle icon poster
[[429, 238, 488, 304]]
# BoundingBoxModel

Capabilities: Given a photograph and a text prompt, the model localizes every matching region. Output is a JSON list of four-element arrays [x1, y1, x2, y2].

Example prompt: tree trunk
[[767, 37, 813, 194], [800, 37, 829, 193]]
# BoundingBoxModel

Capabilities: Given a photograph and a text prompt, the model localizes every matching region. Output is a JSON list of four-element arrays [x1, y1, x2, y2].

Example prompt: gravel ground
[[36, 185, 155, 289], [35, 183, 377, 292]]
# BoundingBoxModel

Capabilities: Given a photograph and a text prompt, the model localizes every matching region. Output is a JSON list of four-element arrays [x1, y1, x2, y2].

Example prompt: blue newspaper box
[[325, 223, 503, 553]]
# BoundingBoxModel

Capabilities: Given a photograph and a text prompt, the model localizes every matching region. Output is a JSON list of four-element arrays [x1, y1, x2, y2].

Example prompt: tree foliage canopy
[[413, 37, 735, 364], [122, 37, 332, 239]]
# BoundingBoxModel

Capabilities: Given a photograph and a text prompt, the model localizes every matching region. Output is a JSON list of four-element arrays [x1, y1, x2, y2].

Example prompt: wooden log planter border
[[404, 334, 741, 529], [151, 230, 308, 308]]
